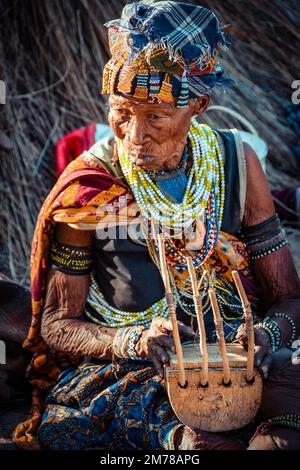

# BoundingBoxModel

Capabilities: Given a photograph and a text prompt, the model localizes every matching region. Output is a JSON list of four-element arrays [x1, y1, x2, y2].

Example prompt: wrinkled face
[[108, 94, 210, 171]]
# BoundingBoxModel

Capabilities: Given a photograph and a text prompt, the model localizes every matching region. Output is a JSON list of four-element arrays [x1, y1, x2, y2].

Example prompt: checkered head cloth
[[101, 1, 235, 108]]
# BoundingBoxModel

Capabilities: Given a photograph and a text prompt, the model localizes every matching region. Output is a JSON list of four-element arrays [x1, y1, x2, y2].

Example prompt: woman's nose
[[128, 119, 145, 146]]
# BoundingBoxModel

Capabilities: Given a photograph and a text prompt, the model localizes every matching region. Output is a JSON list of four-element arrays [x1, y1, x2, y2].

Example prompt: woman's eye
[[116, 112, 130, 121], [148, 114, 160, 120], [114, 108, 129, 116]]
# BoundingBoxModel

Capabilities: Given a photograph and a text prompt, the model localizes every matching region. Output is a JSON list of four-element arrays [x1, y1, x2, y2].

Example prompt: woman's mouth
[[131, 154, 155, 167]]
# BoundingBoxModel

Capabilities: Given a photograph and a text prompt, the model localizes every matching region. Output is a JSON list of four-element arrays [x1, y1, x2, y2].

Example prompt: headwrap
[[101, 0, 235, 107]]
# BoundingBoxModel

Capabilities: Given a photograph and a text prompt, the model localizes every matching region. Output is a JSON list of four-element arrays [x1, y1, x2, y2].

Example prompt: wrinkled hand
[[138, 317, 196, 378], [236, 323, 273, 379]]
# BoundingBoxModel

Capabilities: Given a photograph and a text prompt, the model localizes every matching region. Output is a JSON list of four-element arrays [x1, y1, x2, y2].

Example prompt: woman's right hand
[[137, 316, 196, 378], [236, 323, 273, 379]]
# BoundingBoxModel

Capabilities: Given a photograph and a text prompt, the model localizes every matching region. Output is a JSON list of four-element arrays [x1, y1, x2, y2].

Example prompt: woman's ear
[[192, 96, 210, 116]]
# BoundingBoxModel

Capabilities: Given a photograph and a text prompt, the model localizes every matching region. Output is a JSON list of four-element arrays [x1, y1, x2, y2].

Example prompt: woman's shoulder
[[82, 135, 115, 169], [82, 135, 126, 182], [242, 142, 275, 227]]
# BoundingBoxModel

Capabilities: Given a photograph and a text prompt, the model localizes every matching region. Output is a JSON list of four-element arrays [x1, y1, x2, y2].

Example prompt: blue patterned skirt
[[37, 359, 182, 450]]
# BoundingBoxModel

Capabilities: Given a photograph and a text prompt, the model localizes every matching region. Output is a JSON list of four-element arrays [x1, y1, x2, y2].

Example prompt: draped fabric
[[37, 360, 182, 450]]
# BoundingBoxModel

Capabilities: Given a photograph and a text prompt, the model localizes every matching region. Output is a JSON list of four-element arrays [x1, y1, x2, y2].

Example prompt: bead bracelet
[[274, 312, 297, 347]]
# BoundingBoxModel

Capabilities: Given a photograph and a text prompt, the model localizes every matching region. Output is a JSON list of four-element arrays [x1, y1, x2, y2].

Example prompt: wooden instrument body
[[165, 343, 263, 432]]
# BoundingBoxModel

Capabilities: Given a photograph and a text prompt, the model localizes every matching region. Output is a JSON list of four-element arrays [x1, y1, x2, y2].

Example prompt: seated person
[[13, 1, 300, 450]]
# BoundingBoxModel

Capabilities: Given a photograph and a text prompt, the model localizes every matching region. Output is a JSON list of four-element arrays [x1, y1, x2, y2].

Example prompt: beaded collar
[[117, 119, 225, 235]]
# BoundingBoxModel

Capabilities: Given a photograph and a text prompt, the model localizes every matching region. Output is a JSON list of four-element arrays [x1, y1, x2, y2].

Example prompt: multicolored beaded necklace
[[118, 119, 225, 233], [119, 122, 245, 331], [118, 119, 225, 272], [85, 273, 172, 328], [85, 120, 245, 335]]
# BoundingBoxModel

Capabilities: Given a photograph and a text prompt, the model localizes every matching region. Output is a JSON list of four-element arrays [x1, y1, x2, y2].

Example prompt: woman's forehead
[[109, 94, 175, 111]]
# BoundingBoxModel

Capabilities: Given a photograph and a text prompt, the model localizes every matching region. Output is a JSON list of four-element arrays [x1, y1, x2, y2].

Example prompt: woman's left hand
[[236, 323, 273, 379]]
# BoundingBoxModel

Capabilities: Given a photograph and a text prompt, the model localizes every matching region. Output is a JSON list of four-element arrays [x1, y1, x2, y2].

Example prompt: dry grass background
[[0, 0, 299, 287]]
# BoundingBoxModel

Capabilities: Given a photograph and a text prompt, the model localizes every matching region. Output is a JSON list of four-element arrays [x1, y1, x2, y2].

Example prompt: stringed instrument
[[157, 233, 263, 432]]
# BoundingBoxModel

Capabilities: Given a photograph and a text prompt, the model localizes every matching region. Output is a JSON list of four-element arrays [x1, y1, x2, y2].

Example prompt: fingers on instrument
[[157, 232, 262, 432]]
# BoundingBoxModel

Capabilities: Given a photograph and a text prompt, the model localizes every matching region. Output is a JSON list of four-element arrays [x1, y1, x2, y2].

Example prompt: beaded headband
[[101, 1, 235, 108]]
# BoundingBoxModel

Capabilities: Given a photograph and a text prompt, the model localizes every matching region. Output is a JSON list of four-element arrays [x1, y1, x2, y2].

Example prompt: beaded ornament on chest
[[118, 118, 225, 271]]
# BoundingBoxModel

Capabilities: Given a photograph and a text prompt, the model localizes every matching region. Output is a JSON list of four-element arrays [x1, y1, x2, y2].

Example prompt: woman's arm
[[240, 143, 300, 372], [243, 142, 300, 306], [40, 223, 116, 360], [242, 143, 300, 323]]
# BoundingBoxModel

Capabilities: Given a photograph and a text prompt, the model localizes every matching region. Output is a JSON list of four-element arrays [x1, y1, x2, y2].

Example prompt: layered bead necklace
[[118, 118, 225, 233], [85, 121, 230, 332], [85, 272, 172, 327], [118, 118, 225, 271]]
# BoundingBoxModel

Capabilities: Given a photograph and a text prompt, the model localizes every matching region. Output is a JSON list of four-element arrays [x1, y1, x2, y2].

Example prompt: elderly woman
[[14, 1, 300, 451]]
